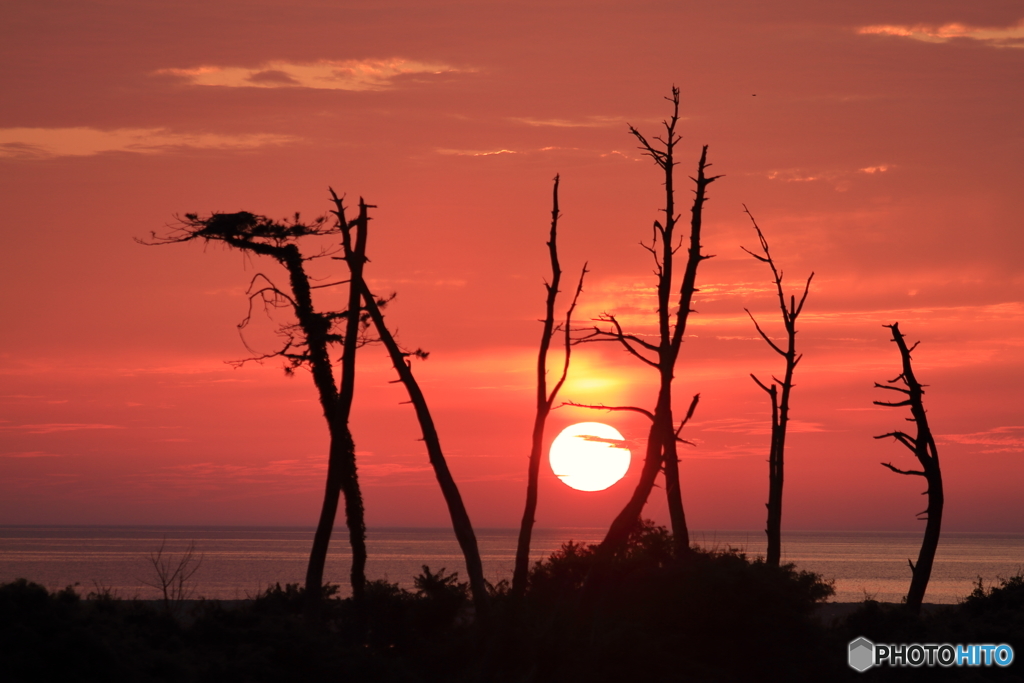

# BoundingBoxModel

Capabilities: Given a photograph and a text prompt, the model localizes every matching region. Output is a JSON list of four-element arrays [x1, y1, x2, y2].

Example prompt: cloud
[[247, 69, 300, 86], [435, 148, 519, 157], [434, 146, 632, 160], [940, 426, 1024, 453], [691, 417, 830, 436], [0, 128, 298, 159], [0, 451, 62, 458], [801, 301, 1024, 327], [509, 115, 622, 128], [693, 417, 770, 435], [155, 58, 473, 91], [367, 276, 467, 289], [135, 458, 327, 494], [576, 433, 629, 448], [760, 164, 894, 190], [357, 462, 433, 480], [857, 21, 1024, 48], [0, 423, 123, 434]]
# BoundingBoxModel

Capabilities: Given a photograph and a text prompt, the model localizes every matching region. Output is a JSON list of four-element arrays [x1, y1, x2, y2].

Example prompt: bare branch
[[579, 317, 659, 368], [674, 393, 701, 437], [875, 430, 918, 453], [874, 399, 913, 408], [874, 383, 911, 395], [745, 309, 787, 356], [562, 401, 655, 421], [750, 373, 776, 395], [548, 263, 588, 404], [793, 272, 815, 316], [881, 462, 926, 477]]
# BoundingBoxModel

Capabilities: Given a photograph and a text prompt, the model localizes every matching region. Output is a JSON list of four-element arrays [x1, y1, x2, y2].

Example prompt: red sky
[[1, 0, 1022, 533]]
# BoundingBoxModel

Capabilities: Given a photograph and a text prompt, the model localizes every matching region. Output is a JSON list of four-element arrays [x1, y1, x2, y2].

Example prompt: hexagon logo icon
[[849, 637, 875, 672]]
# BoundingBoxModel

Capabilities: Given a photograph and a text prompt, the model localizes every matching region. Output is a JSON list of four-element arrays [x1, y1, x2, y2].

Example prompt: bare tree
[[319, 200, 491, 618], [350, 233, 490, 617], [141, 538, 203, 613], [741, 207, 813, 568], [512, 175, 587, 598], [874, 322, 944, 614], [141, 206, 372, 615], [580, 87, 720, 560]]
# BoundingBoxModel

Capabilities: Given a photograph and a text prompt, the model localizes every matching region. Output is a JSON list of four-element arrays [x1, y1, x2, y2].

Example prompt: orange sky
[[1, 1, 1022, 533]]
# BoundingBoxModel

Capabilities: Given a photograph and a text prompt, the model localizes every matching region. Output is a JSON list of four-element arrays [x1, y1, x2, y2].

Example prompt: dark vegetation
[[4, 527, 1021, 682]]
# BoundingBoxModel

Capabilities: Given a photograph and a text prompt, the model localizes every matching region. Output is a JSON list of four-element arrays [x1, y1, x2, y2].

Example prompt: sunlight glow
[[549, 422, 631, 492]]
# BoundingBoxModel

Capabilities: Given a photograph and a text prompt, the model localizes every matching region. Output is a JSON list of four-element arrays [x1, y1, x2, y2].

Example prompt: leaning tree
[[874, 322, 944, 613], [342, 202, 491, 616]]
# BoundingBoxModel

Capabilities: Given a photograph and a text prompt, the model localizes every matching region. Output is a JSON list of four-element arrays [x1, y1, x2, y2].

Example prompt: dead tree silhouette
[[356, 276, 491, 618], [741, 207, 813, 568], [874, 322, 944, 614], [512, 175, 587, 598], [140, 204, 372, 616], [579, 87, 720, 563]]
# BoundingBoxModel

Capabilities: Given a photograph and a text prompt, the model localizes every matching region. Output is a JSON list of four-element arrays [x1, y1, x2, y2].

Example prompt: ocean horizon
[[2, 525, 1021, 604]]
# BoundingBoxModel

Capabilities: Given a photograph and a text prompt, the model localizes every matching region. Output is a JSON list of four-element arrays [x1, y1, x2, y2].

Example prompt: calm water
[[1, 526, 1021, 604]]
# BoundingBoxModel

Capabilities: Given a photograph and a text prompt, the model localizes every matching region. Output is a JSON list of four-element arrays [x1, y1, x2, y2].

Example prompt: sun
[[549, 422, 631, 492]]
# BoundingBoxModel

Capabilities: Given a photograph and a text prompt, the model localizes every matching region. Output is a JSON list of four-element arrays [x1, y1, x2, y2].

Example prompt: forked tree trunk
[[742, 211, 812, 568], [512, 175, 584, 598], [305, 197, 370, 616], [593, 140, 717, 563]]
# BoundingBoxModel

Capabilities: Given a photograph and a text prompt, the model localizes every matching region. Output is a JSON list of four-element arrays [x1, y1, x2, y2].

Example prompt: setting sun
[[549, 422, 631, 492]]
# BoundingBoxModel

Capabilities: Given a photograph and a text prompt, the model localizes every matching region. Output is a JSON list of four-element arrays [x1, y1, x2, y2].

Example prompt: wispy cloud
[[765, 164, 893, 185], [366, 276, 467, 288], [761, 165, 897, 193], [0, 128, 298, 159], [509, 115, 622, 128], [0, 423, 123, 434], [435, 148, 519, 157], [940, 426, 1024, 453], [434, 146, 634, 160], [155, 58, 473, 91], [692, 417, 831, 436], [858, 21, 1024, 48]]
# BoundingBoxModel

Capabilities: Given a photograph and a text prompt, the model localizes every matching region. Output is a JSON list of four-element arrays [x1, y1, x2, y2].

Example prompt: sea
[[1, 526, 1021, 604]]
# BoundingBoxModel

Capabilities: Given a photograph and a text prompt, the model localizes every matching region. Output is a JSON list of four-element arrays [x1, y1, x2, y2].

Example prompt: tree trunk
[[513, 175, 580, 598], [742, 212, 812, 569], [907, 467, 943, 612], [360, 281, 490, 617], [594, 142, 716, 563], [874, 323, 943, 615], [305, 426, 362, 611], [303, 197, 371, 616]]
